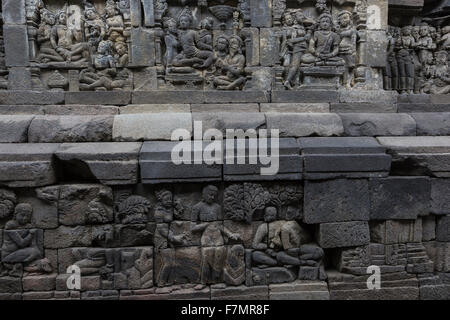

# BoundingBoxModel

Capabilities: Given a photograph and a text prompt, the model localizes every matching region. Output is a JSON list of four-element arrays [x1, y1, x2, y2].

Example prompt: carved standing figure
[[396, 26, 416, 94], [337, 10, 357, 88]]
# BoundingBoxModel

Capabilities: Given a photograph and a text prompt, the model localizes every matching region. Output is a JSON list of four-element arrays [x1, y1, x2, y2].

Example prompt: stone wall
[[0, 0, 449, 300]]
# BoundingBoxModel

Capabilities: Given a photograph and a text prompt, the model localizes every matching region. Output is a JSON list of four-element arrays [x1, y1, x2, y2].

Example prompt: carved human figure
[[429, 51, 450, 94], [439, 26, 450, 51], [279, 12, 295, 68], [396, 26, 417, 94], [51, 10, 89, 64], [282, 10, 308, 89], [105, 0, 125, 42], [154, 189, 173, 223], [73, 248, 114, 277], [301, 13, 345, 66], [196, 17, 214, 52], [79, 67, 131, 91], [223, 245, 245, 286], [213, 35, 246, 90], [163, 17, 179, 67], [1, 204, 42, 265], [36, 9, 64, 63], [83, 5, 106, 50], [0, 189, 16, 220], [117, 195, 150, 224], [94, 40, 117, 69], [192, 185, 240, 284], [315, 0, 329, 14], [172, 7, 214, 69], [384, 26, 399, 90], [337, 10, 357, 88]]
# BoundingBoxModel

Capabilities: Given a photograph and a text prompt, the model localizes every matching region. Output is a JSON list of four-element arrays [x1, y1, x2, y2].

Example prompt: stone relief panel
[[0, 6, 8, 90], [384, 22, 450, 94]]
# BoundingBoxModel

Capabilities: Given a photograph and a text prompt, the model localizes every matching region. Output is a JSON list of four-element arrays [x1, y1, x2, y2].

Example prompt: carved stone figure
[[79, 67, 131, 91], [301, 13, 345, 66], [337, 10, 357, 88], [117, 195, 151, 224], [396, 26, 416, 94], [429, 51, 450, 94], [384, 26, 399, 90], [94, 40, 116, 69], [36, 9, 64, 63], [163, 17, 179, 68], [213, 35, 246, 90], [223, 244, 245, 286], [0, 189, 17, 220], [154, 189, 173, 223]]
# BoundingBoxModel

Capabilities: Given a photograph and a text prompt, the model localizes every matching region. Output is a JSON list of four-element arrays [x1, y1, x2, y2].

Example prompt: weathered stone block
[[269, 281, 330, 300], [272, 90, 339, 103], [304, 179, 370, 224], [113, 113, 192, 141], [22, 275, 57, 292], [410, 113, 450, 136], [331, 103, 397, 113], [259, 28, 279, 66], [7, 67, 31, 91], [266, 113, 343, 137], [55, 143, 142, 185], [431, 179, 450, 215], [0, 115, 34, 142], [0, 143, 59, 187], [121, 104, 190, 114], [44, 226, 94, 249], [436, 216, 450, 242], [250, 0, 271, 27], [2, 0, 26, 24], [0, 277, 22, 293], [339, 90, 398, 104], [422, 216, 436, 241], [370, 220, 423, 244], [369, 177, 430, 220], [3, 25, 29, 67], [340, 113, 416, 136], [192, 112, 265, 137], [211, 285, 268, 300], [0, 91, 65, 105], [65, 92, 131, 105], [317, 222, 370, 248], [28, 116, 113, 143], [262, 103, 330, 113]]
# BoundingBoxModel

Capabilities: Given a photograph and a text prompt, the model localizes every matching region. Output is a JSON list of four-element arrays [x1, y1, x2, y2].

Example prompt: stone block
[[304, 179, 370, 224], [339, 90, 398, 104], [0, 115, 34, 142], [0, 143, 59, 187], [22, 275, 57, 292], [436, 216, 450, 242], [369, 177, 430, 220], [248, 67, 273, 91], [0, 91, 65, 105], [368, 0, 388, 30], [261, 103, 330, 113], [250, 0, 271, 27], [120, 104, 190, 114], [272, 90, 339, 103], [339, 113, 416, 136], [410, 113, 450, 136], [224, 138, 302, 181], [370, 220, 423, 244], [133, 67, 158, 91], [65, 92, 131, 105], [133, 91, 205, 104], [43, 105, 119, 115], [203, 91, 269, 104], [7, 67, 32, 91], [269, 281, 330, 300], [3, 25, 29, 67], [266, 113, 343, 137], [28, 116, 113, 143], [0, 277, 22, 293], [140, 141, 222, 183], [21, 186, 59, 229], [259, 28, 279, 66], [192, 112, 265, 137], [299, 137, 391, 179], [317, 221, 370, 248], [2, 0, 26, 24], [55, 143, 142, 185], [366, 31, 388, 67], [130, 28, 155, 67], [422, 216, 436, 241], [44, 226, 94, 249], [241, 28, 260, 67], [330, 103, 397, 113], [191, 104, 259, 113], [431, 179, 450, 215], [113, 113, 192, 141], [211, 285, 268, 300]]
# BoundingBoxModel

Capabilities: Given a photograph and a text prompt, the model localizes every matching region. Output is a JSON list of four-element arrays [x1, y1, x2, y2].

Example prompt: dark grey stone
[[133, 91, 205, 104], [0, 91, 65, 105], [7, 67, 32, 91], [28, 116, 113, 143], [431, 179, 450, 215], [140, 141, 222, 183], [410, 113, 450, 136], [130, 28, 155, 67], [250, 0, 271, 27], [436, 216, 450, 242], [369, 177, 431, 220], [3, 25, 29, 67], [2, 0, 26, 24], [0, 143, 59, 187], [317, 221, 370, 248], [0, 115, 34, 142], [304, 179, 370, 224], [65, 92, 131, 105], [339, 113, 416, 136], [366, 31, 388, 68], [397, 94, 431, 104], [398, 103, 450, 113], [192, 112, 266, 137], [330, 103, 397, 113], [55, 142, 142, 185], [0, 277, 22, 293], [272, 90, 339, 103], [266, 113, 343, 137]]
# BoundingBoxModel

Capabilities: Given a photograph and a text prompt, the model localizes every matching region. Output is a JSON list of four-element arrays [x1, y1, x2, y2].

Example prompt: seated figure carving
[[301, 13, 345, 66], [36, 9, 64, 63], [213, 35, 246, 90]]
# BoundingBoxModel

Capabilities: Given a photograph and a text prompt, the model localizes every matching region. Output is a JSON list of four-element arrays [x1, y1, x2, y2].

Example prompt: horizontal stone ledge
[[317, 221, 370, 248], [191, 103, 260, 113], [339, 113, 416, 136], [0, 115, 35, 142], [330, 103, 397, 113], [119, 104, 191, 114], [0, 143, 59, 187], [398, 103, 450, 113], [0, 91, 65, 105], [266, 113, 344, 137], [65, 92, 131, 105], [55, 142, 142, 185], [132, 91, 270, 104], [192, 112, 266, 137], [28, 115, 114, 143], [339, 90, 398, 104], [261, 103, 330, 113], [410, 113, 450, 136], [271, 90, 339, 103], [113, 113, 192, 141]]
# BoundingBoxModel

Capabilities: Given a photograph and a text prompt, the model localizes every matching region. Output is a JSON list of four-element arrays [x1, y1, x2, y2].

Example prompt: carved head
[[202, 185, 218, 205], [282, 12, 294, 27], [229, 35, 243, 54], [338, 10, 352, 28], [178, 7, 193, 30], [163, 17, 177, 33], [200, 17, 214, 30], [84, 7, 98, 20], [97, 40, 113, 54], [315, 0, 328, 13], [115, 42, 127, 56], [420, 23, 429, 37], [294, 9, 306, 25], [401, 26, 412, 36], [156, 189, 173, 209], [0, 189, 17, 220], [318, 13, 333, 31], [57, 11, 67, 24], [435, 51, 448, 65], [14, 203, 33, 226], [264, 206, 277, 222], [40, 9, 56, 25], [216, 35, 229, 52], [441, 26, 450, 35], [106, 0, 118, 17]]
